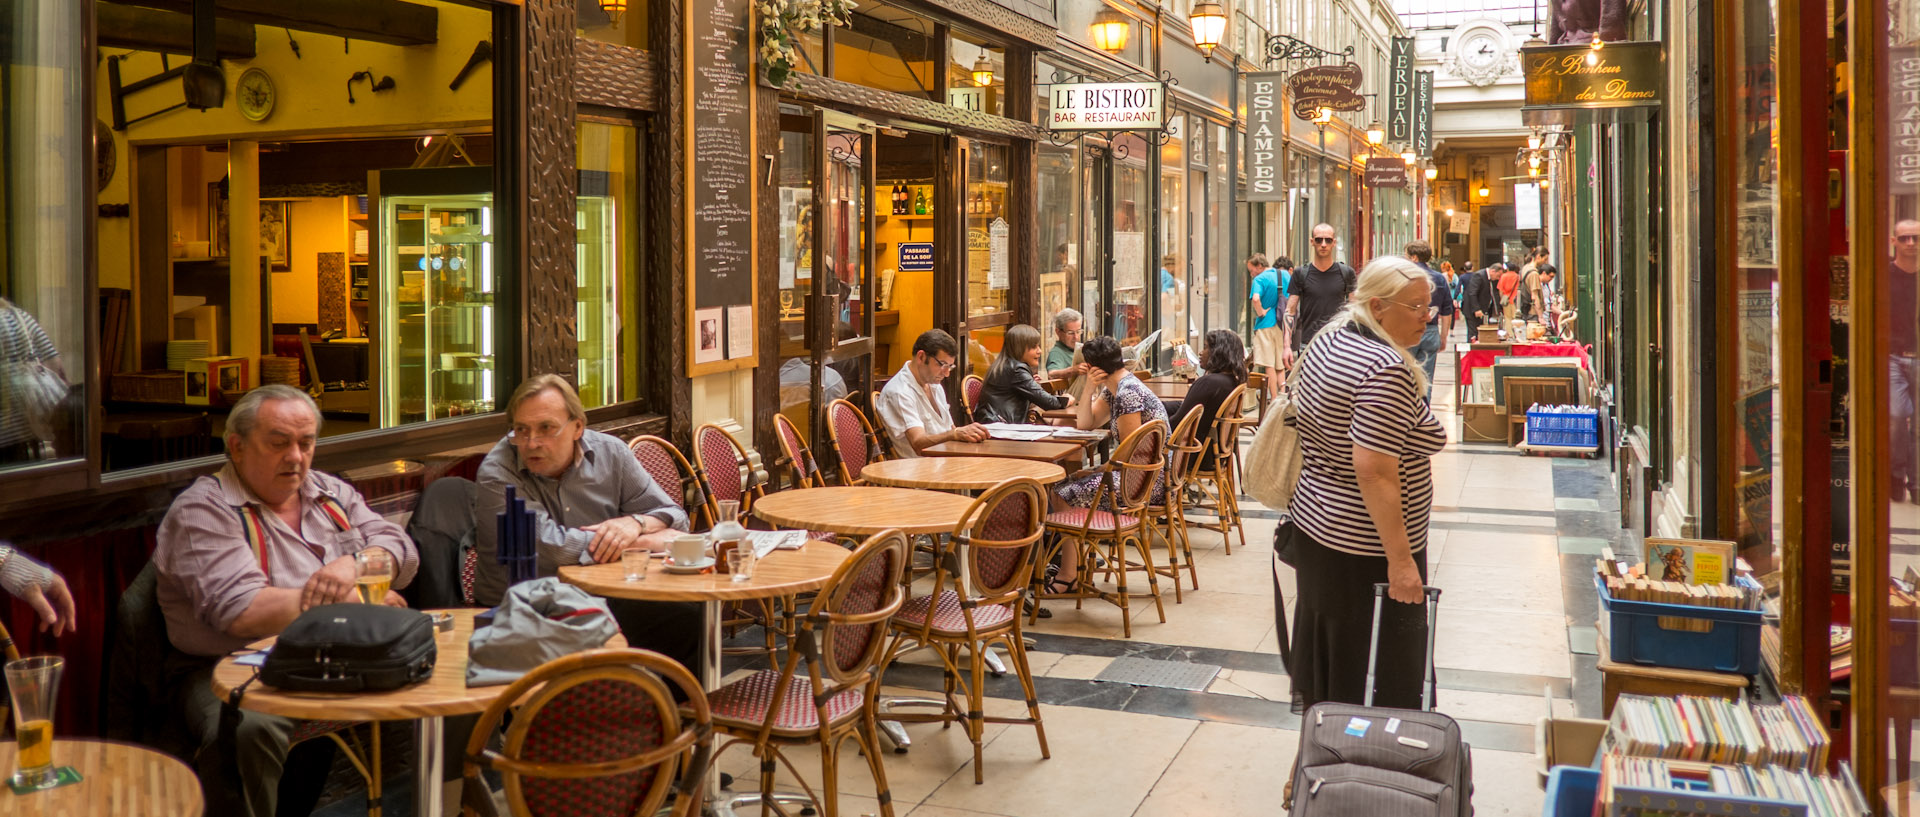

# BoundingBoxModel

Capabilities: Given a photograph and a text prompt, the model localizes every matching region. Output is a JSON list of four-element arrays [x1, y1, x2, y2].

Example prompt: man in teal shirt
[[1248, 253, 1288, 399], [1044, 308, 1085, 380]]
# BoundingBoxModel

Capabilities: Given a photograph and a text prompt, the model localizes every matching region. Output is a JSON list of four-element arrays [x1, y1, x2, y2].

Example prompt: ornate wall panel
[[782, 75, 1048, 141], [317, 252, 347, 335], [576, 39, 659, 111], [524, 0, 580, 380], [897, 0, 1055, 46]]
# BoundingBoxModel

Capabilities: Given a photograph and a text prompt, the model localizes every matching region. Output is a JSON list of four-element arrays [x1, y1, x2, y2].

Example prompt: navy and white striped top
[[1287, 323, 1447, 557]]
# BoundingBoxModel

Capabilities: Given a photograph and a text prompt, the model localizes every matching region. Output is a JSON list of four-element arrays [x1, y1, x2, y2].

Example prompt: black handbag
[[258, 604, 438, 692]]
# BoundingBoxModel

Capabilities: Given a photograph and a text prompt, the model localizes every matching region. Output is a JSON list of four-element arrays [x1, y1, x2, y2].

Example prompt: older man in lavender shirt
[[154, 385, 419, 817]]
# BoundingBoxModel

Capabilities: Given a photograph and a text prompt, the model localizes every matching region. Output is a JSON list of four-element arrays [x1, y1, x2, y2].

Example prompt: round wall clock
[[94, 118, 115, 192], [236, 67, 276, 122]]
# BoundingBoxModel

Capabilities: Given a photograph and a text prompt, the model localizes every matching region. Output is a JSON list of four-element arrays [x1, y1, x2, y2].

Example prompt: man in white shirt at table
[[876, 329, 989, 457]]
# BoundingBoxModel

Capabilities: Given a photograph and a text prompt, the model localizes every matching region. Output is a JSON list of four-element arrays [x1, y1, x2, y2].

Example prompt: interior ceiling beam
[[97, 3, 257, 59], [107, 0, 438, 47]]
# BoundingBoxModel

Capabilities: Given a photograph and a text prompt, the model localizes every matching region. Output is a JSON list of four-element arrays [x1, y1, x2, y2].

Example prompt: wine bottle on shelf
[[893, 184, 905, 215]]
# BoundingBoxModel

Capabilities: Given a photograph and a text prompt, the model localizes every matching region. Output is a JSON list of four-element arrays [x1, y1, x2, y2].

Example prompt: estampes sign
[[1245, 72, 1285, 202], [1521, 41, 1663, 110], [1048, 82, 1166, 130]]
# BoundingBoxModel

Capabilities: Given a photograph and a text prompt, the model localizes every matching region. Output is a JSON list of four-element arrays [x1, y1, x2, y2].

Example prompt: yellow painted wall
[[873, 202, 935, 373], [272, 198, 350, 324], [108, 0, 493, 145]]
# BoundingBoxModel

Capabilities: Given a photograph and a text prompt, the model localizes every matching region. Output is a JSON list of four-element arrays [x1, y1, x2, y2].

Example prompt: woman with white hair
[[1279, 255, 1447, 711]]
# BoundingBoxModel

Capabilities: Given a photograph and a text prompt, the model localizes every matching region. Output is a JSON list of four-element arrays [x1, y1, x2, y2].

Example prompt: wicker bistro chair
[[826, 398, 889, 485], [1033, 419, 1170, 638], [877, 478, 1050, 784], [705, 530, 910, 817], [692, 423, 766, 520], [1184, 384, 1251, 557], [628, 435, 711, 529], [459, 648, 713, 817], [1144, 409, 1207, 600], [960, 375, 986, 424], [772, 413, 826, 489]]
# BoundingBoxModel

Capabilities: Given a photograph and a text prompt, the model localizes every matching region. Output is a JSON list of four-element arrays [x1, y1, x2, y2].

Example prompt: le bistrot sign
[[1048, 82, 1166, 131]]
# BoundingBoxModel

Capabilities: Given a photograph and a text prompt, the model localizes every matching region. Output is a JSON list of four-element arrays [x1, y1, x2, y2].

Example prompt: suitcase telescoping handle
[[1364, 583, 1442, 711]]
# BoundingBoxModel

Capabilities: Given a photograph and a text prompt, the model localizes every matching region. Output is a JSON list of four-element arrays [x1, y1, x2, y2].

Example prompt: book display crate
[[1596, 574, 1765, 675], [1525, 405, 1601, 449]]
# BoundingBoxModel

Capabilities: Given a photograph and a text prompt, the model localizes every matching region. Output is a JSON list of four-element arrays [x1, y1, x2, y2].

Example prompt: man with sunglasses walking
[[1282, 223, 1358, 368]]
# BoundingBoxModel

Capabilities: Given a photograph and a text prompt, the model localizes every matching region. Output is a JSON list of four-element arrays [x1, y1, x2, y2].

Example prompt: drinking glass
[[354, 548, 394, 604], [622, 548, 651, 582], [6, 656, 62, 790], [726, 548, 752, 582]]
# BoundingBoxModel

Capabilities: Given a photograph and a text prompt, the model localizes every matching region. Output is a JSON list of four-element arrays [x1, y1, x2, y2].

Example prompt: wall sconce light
[[1477, 183, 1491, 198], [347, 69, 396, 104], [1400, 150, 1416, 165], [1445, 208, 1455, 217], [1090, 8, 1131, 54], [1527, 130, 1543, 151], [599, 0, 627, 23], [1313, 107, 1334, 125], [1189, 2, 1228, 62], [1424, 166, 1439, 181], [971, 53, 995, 87], [1365, 121, 1385, 146], [1540, 178, 1551, 189]]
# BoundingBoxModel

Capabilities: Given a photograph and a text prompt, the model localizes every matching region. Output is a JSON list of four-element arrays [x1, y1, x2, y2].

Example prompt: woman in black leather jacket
[[981, 324, 1073, 424]]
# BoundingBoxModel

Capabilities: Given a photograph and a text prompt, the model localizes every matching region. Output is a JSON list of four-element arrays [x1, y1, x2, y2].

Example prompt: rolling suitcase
[[1285, 584, 1472, 816]]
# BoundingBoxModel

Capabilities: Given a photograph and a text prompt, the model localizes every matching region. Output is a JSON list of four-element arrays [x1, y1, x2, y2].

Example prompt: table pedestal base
[[416, 716, 444, 817]]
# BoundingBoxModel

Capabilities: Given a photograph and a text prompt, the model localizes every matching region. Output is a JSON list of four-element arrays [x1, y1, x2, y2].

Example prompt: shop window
[[1728, 0, 1782, 579], [1160, 115, 1189, 353], [1207, 120, 1234, 336], [575, 120, 646, 410], [948, 33, 1005, 118], [965, 142, 1012, 318], [95, 0, 509, 473], [0, 0, 87, 474], [833, 4, 937, 100], [1112, 134, 1152, 343], [1037, 144, 1083, 328], [576, 0, 649, 49]]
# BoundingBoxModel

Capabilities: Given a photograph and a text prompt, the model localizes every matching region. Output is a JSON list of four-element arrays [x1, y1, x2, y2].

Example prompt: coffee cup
[[669, 534, 708, 565]]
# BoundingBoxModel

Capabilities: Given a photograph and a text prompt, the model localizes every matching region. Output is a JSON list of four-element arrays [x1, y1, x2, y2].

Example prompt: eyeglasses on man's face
[[928, 354, 957, 371], [1898, 234, 1920, 245], [1312, 237, 1335, 245]]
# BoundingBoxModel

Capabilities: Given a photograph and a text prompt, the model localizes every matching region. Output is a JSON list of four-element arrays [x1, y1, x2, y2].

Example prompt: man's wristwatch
[[630, 513, 655, 532]]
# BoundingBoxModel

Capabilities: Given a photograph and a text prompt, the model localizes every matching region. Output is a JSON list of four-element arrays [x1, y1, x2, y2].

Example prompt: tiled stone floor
[[319, 327, 1622, 816]]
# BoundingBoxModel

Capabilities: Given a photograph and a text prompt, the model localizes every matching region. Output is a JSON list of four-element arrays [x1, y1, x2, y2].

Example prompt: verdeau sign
[[1048, 82, 1166, 130]]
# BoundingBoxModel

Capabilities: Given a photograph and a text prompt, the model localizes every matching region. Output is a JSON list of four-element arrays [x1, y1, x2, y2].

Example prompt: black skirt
[[1282, 522, 1431, 712]]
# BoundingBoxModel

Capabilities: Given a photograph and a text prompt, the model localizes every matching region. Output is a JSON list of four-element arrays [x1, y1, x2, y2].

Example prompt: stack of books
[[1600, 694, 1829, 770], [1596, 542, 1763, 612], [1594, 694, 1863, 817]]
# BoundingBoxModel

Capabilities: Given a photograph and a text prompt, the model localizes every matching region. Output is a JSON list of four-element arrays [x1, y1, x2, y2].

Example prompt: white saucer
[[662, 556, 716, 574]]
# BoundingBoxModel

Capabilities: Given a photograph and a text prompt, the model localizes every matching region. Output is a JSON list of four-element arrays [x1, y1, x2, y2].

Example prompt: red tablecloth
[[1458, 342, 1592, 381]]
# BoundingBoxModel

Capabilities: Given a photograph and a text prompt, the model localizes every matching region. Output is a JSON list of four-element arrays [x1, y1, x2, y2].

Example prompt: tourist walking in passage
[[1497, 262, 1522, 327], [1279, 255, 1447, 711], [1247, 253, 1287, 398], [1282, 223, 1357, 367], [1404, 241, 1455, 395], [1457, 262, 1495, 339]]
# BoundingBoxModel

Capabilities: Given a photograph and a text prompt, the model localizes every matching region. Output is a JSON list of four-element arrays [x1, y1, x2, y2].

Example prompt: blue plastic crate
[[1526, 407, 1601, 449], [1596, 573, 1763, 675], [1543, 767, 1598, 817]]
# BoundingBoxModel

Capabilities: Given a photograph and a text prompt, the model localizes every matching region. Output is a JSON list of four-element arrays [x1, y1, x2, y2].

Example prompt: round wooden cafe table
[[751, 486, 978, 536], [859, 456, 1065, 492], [0, 738, 202, 816], [212, 608, 623, 817]]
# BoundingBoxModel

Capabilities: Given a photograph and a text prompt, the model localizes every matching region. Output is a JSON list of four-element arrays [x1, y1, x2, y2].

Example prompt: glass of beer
[[354, 548, 393, 604], [5, 656, 62, 789]]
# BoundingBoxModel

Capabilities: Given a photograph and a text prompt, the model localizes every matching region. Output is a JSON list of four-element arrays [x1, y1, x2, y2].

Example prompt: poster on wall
[[1113, 232, 1146, 292], [726, 305, 753, 360], [693, 307, 724, 365], [1449, 212, 1472, 235], [988, 218, 1009, 289], [1514, 183, 1542, 229]]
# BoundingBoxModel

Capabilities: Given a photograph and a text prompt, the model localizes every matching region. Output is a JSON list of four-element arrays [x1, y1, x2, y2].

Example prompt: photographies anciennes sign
[[1286, 63, 1364, 120]]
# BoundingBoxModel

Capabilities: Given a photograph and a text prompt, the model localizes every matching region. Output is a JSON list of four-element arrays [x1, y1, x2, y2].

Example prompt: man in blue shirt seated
[[472, 374, 702, 669]]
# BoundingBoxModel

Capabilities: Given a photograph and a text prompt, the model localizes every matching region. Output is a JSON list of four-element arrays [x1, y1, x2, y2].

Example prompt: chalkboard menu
[[685, 0, 757, 369]]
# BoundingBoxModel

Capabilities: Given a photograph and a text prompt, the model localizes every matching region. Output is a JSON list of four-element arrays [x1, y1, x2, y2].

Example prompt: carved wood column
[[522, 0, 580, 381], [648, 0, 693, 447]]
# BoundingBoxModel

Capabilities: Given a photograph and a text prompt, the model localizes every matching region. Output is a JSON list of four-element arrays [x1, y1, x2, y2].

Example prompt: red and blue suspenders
[[236, 493, 353, 579]]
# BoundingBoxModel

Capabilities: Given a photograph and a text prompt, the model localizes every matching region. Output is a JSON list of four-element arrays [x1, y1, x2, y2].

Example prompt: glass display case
[[575, 187, 617, 407], [373, 168, 496, 426]]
